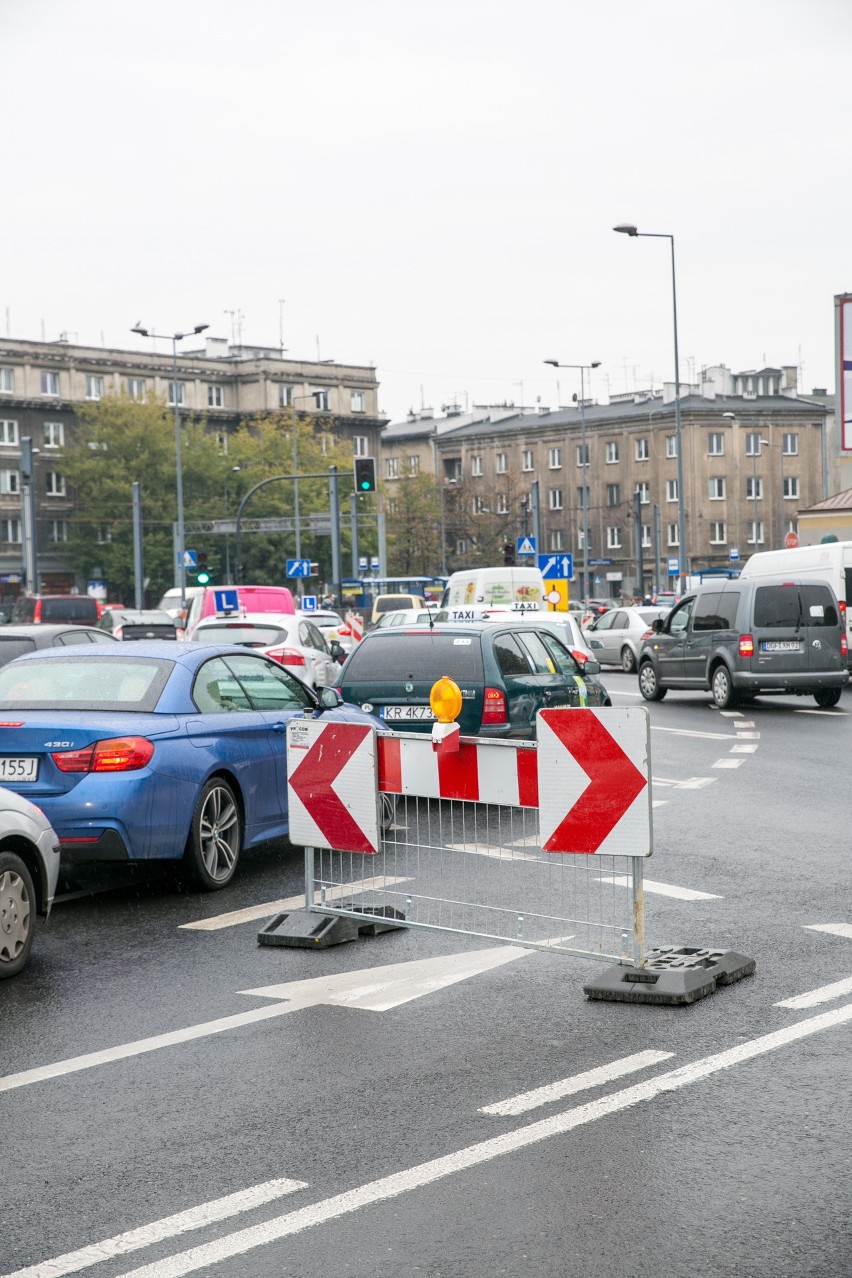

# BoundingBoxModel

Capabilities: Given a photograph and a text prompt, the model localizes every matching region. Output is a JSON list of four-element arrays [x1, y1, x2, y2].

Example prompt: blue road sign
[[517, 535, 536, 556], [667, 557, 680, 575], [301, 595, 318, 612], [537, 552, 573, 580], [729, 547, 740, 562], [179, 549, 197, 568], [213, 588, 239, 614], [286, 559, 311, 578]]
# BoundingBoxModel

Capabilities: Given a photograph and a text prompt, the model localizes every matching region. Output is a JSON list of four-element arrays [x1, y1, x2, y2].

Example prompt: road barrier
[[261, 708, 755, 1004]]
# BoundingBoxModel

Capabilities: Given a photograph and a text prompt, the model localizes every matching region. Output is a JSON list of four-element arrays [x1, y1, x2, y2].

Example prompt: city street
[[4, 677, 851, 1278]]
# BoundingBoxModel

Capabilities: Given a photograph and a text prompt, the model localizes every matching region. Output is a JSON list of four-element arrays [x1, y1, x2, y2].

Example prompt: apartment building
[[0, 336, 386, 594], [382, 365, 829, 595]]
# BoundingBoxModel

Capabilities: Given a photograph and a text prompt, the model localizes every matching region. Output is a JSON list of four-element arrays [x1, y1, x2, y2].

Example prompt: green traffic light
[[196, 571, 211, 585]]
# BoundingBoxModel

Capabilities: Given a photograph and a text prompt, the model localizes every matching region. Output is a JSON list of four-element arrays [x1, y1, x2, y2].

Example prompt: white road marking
[[652, 775, 716, 790], [0, 948, 531, 1094], [730, 743, 758, 753], [597, 875, 722, 901], [180, 877, 411, 931], [712, 758, 744, 769], [446, 842, 540, 863], [775, 976, 852, 1010], [718, 709, 742, 717], [3, 1180, 308, 1278], [651, 726, 740, 740], [734, 721, 755, 728], [608, 689, 644, 697], [652, 800, 669, 809], [795, 708, 847, 716], [73, 1002, 852, 1278], [480, 1050, 674, 1116], [804, 923, 852, 940], [732, 730, 760, 739]]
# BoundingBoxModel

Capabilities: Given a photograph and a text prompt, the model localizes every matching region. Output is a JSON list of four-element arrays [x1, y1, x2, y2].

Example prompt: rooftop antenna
[[4, 307, 9, 337], [225, 309, 237, 345], [316, 334, 321, 361], [278, 298, 285, 357]]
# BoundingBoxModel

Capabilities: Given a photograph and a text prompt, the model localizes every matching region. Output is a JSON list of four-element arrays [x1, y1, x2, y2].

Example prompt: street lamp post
[[130, 323, 208, 607], [613, 224, 686, 592], [543, 359, 601, 601]]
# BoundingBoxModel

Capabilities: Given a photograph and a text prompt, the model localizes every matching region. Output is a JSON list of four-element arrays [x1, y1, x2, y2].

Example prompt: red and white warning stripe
[[345, 610, 364, 643], [378, 733, 538, 808]]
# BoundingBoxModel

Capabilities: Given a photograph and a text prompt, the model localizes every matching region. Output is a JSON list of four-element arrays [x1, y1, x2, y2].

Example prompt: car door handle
[[270, 721, 287, 734]]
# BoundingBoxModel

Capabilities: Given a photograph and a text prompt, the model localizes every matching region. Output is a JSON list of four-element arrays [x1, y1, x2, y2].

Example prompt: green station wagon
[[336, 620, 610, 738]]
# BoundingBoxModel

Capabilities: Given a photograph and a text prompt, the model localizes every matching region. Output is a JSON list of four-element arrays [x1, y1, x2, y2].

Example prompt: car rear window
[[41, 597, 100, 624], [753, 584, 838, 629], [194, 624, 289, 646], [374, 596, 417, 614], [344, 633, 484, 680], [0, 656, 172, 710], [0, 638, 36, 665]]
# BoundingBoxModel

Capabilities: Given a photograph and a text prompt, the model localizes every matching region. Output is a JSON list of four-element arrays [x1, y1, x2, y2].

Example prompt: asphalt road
[[4, 676, 852, 1278]]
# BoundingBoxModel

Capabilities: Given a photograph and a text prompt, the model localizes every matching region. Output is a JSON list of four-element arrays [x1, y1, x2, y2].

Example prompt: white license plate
[[761, 641, 801, 653], [381, 705, 436, 721], [0, 756, 39, 781]]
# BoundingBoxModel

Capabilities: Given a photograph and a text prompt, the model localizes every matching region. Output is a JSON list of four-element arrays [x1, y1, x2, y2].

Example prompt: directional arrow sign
[[538, 552, 573, 580], [287, 719, 380, 852], [536, 708, 651, 855], [287, 558, 312, 578]]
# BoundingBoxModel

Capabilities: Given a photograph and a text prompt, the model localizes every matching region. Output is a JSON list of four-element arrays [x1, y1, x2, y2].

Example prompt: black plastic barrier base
[[258, 905, 407, 949], [584, 946, 756, 1006]]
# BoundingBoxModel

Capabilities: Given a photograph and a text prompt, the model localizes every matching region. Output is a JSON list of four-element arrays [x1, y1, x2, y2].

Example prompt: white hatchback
[[191, 612, 338, 688], [0, 788, 60, 978]]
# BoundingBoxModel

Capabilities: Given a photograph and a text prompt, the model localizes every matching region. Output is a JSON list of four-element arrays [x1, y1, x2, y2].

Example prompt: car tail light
[[337, 626, 351, 636], [113, 625, 123, 640], [51, 737, 155, 773], [739, 634, 755, 657], [842, 634, 848, 657], [640, 628, 654, 640], [481, 687, 507, 725], [34, 602, 42, 623], [265, 646, 306, 666], [840, 599, 847, 617], [571, 649, 589, 664]]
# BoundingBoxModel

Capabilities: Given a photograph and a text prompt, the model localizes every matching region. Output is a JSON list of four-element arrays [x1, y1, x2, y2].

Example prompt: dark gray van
[[637, 576, 849, 709], [11, 594, 100, 626]]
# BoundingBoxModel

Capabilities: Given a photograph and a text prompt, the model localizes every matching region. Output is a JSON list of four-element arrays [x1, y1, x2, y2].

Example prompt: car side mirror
[[318, 686, 344, 710], [580, 658, 601, 675], [330, 641, 345, 662], [589, 638, 604, 650], [651, 617, 664, 634]]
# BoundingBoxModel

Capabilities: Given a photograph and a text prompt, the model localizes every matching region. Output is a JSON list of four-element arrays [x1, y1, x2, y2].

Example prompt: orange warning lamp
[[430, 676, 463, 723]]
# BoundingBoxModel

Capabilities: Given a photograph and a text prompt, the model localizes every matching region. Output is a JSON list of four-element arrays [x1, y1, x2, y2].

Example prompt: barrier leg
[[631, 856, 645, 969]]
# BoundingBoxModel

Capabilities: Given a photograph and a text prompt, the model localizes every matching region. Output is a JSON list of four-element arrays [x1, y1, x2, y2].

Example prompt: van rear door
[[751, 583, 810, 677], [800, 583, 846, 674]]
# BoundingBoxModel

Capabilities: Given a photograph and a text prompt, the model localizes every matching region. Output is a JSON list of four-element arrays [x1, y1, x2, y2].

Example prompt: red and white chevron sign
[[377, 734, 538, 807], [287, 719, 379, 853], [536, 708, 651, 856]]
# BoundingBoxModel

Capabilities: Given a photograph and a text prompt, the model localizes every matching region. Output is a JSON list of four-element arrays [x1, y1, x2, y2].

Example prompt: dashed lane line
[[597, 874, 723, 901], [480, 1050, 674, 1116], [804, 923, 852, 940], [179, 877, 411, 931], [712, 758, 744, 769], [776, 976, 852, 1010]]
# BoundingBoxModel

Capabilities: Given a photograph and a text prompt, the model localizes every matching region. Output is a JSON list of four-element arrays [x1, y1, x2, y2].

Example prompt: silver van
[[637, 576, 849, 709]]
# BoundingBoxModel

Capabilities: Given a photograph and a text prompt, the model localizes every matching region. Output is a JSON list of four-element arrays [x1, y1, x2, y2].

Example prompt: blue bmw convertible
[[0, 641, 385, 890]]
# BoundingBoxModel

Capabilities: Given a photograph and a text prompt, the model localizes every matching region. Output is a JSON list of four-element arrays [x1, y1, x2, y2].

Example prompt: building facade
[[0, 336, 386, 596]]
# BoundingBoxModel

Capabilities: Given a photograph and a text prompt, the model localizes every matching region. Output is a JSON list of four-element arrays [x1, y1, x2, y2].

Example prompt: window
[[782, 432, 798, 456], [96, 525, 112, 544], [45, 471, 66, 497], [408, 454, 419, 475], [0, 420, 18, 446], [207, 384, 224, 408], [127, 377, 146, 401], [607, 483, 620, 507], [783, 476, 799, 500], [665, 434, 677, 458], [667, 523, 679, 546], [576, 443, 589, 467], [279, 385, 292, 408], [549, 529, 564, 550], [606, 526, 621, 550], [473, 495, 487, 514], [314, 389, 330, 411], [635, 481, 649, 505], [444, 458, 462, 482], [0, 368, 13, 393], [577, 484, 589, 508], [350, 390, 365, 414], [471, 455, 483, 476], [386, 457, 400, 480], [353, 435, 368, 457], [496, 452, 507, 474], [548, 488, 563, 511], [0, 470, 19, 495], [168, 381, 185, 407], [496, 493, 508, 514], [577, 527, 588, 549], [745, 433, 763, 457], [455, 538, 468, 556], [85, 375, 104, 400], [635, 438, 649, 461], [385, 499, 398, 515], [522, 449, 534, 472], [710, 521, 726, 544], [48, 519, 68, 543], [1, 519, 20, 543], [666, 478, 678, 502], [708, 432, 724, 456], [549, 447, 562, 469], [641, 524, 651, 549], [41, 421, 63, 450], [605, 441, 619, 464], [709, 477, 726, 500], [748, 521, 764, 545], [40, 371, 59, 396], [746, 476, 763, 501]]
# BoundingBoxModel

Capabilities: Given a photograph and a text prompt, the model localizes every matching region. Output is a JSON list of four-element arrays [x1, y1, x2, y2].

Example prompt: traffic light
[[503, 542, 515, 566], [354, 457, 377, 493], [196, 550, 211, 586]]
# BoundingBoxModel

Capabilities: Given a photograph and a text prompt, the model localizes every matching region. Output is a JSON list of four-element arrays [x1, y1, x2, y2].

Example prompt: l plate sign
[[536, 707, 652, 856]]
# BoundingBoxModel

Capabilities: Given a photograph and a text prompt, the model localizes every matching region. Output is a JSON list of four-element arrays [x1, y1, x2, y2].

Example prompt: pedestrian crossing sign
[[516, 536, 536, 556]]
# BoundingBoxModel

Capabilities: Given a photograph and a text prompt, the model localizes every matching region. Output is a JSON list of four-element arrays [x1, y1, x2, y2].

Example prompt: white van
[[440, 566, 546, 621], [738, 541, 852, 668]]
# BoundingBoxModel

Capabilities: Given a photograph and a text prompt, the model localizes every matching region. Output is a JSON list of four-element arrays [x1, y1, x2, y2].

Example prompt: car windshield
[[344, 632, 484, 679], [0, 656, 173, 710], [0, 638, 37, 664], [194, 624, 289, 647]]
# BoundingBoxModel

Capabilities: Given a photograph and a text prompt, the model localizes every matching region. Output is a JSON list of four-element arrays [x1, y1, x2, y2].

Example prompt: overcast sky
[[5, 0, 850, 421]]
